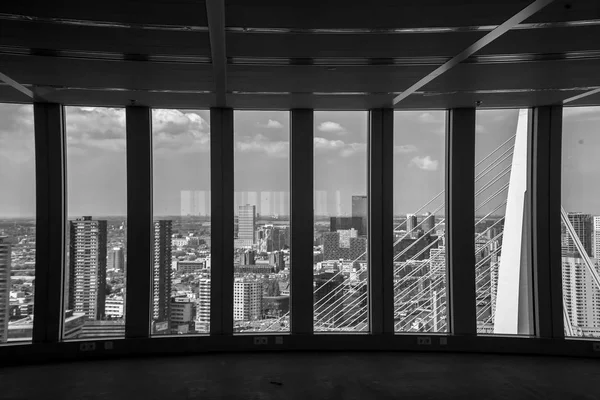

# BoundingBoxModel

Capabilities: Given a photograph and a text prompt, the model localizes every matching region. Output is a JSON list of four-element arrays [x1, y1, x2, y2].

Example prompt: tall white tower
[[493, 109, 533, 335]]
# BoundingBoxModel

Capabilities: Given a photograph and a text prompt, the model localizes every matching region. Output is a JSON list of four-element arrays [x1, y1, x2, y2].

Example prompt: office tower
[[593, 216, 600, 259], [269, 251, 285, 271], [314, 271, 345, 326], [0, 237, 10, 342], [233, 278, 262, 321], [335, 190, 342, 216], [352, 195, 368, 236], [260, 191, 271, 216], [153, 220, 172, 324], [330, 217, 362, 234], [322, 231, 366, 261], [258, 225, 288, 252], [562, 256, 600, 333], [562, 212, 592, 257], [238, 205, 256, 246], [108, 246, 125, 272], [243, 250, 256, 265], [68, 217, 107, 321], [406, 213, 418, 236], [195, 278, 211, 332], [421, 212, 435, 235], [170, 297, 194, 333]]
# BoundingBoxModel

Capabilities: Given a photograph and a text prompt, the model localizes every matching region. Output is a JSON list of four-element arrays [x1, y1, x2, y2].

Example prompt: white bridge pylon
[[493, 109, 533, 334]]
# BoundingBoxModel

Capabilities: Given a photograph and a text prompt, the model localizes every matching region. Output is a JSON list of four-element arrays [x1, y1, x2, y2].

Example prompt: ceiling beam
[[393, 0, 556, 105], [563, 88, 600, 104], [206, 0, 227, 107], [0, 71, 34, 99]]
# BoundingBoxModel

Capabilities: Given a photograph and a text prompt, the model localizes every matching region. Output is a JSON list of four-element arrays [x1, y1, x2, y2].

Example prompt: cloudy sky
[[1, 104, 599, 219]]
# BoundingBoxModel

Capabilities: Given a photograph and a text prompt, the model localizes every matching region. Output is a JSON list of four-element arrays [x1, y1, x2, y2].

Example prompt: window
[[314, 111, 368, 332], [152, 109, 211, 336], [561, 106, 600, 338], [393, 111, 447, 333], [64, 106, 127, 339], [0, 103, 35, 343], [474, 109, 533, 335], [233, 111, 290, 333]]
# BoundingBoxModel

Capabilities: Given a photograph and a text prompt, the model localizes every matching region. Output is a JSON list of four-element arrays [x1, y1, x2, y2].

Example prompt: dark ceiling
[[0, 0, 599, 109]]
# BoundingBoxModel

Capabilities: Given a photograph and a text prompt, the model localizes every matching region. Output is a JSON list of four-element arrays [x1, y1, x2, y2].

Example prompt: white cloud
[[394, 144, 418, 154], [236, 134, 289, 158], [314, 137, 345, 151], [317, 121, 346, 134], [418, 112, 438, 123], [340, 143, 366, 157], [314, 137, 366, 158], [258, 119, 283, 129], [410, 155, 439, 171]]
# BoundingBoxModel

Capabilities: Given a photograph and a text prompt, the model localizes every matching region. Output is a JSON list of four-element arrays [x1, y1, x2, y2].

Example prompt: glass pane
[[233, 111, 290, 333], [475, 109, 533, 335], [0, 104, 35, 343], [562, 106, 600, 338], [393, 111, 447, 333], [313, 111, 368, 332], [64, 106, 126, 339], [152, 109, 211, 335]]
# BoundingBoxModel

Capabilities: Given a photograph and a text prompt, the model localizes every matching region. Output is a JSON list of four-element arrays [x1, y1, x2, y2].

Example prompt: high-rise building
[[421, 212, 435, 236], [153, 220, 172, 324], [0, 236, 10, 343], [562, 212, 592, 257], [195, 278, 211, 332], [170, 297, 195, 333], [233, 278, 262, 321], [108, 247, 125, 272], [243, 250, 256, 265], [406, 213, 418, 237], [351, 195, 368, 236], [593, 216, 600, 260], [269, 251, 286, 271], [315, 190, 328, 216], [322, 231, 367, 261], [238, 205, 256, 246], [562, 256, 600, 333], [68, 217, 107, 321]]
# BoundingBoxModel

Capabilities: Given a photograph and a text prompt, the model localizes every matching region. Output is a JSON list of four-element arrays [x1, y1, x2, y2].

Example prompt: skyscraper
[[406, 214, 418, 237], [68, 217, 107, 320], [0, 236, 10, 343], [153, 220, 172, 324], [421, 212, 435, 235], [238, 205, 256, 247], [108, 247, 125, 272], [562, 256, 600, 334], [351, 195, 368, 236], [593, 216, 600, 260], [233, 278, 262, 321], [562, 212, 593, 257], [195, 278, 211, 332]]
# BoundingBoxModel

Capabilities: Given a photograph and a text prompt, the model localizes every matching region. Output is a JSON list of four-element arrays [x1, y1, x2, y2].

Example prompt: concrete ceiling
[[0, 0, 599, 109]]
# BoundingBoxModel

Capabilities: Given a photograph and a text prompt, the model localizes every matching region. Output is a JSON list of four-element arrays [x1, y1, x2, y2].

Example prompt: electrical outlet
[[417, 337, 432, 345], [254, 336, 268, 345], [592, 342, 600, 352], [439, 337, 448, 346], [104, 341, 114, 350], [79, 342, 96, 352], [275, 336, 283, 345]]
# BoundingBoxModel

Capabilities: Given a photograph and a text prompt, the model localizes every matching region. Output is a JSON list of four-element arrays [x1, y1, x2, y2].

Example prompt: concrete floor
[[1, 352, 599, 399]]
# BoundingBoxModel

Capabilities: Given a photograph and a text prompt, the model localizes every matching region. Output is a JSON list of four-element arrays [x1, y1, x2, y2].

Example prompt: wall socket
[[253, 336, 268, 345], [592, 342, 600, 352], [417, 337, 432, 345], [79, 342, 96, 352]]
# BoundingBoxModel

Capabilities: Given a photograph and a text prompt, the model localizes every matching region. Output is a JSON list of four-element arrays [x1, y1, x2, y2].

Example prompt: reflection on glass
[[393, 111, 447, 333], [64, 106, 127, 339], [152, 109, 211, 335], [474, 109, 533, 335], [0, 104, 35, 343], [561, 106, 600, 338], [313, 111, 368, 332], [233, 111, 290, 333]]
